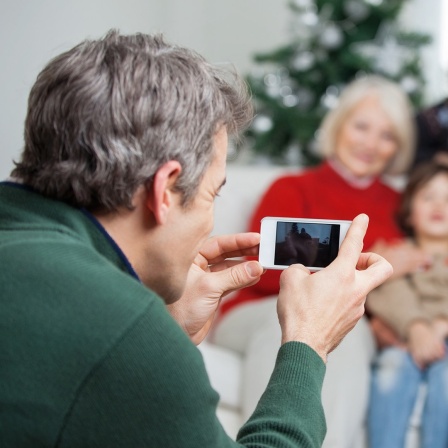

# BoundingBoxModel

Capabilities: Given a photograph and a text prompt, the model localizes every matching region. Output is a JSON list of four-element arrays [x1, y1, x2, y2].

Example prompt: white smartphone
[[259, 217, 352, 271]]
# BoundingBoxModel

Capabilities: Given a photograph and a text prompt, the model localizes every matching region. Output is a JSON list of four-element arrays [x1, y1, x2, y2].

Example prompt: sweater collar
[[80, 208, 140, 282], [327, 158, 376, 189], [0, 181, 140, 282]]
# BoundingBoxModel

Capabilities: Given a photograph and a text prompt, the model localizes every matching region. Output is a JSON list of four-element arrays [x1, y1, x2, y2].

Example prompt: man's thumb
[[223, 261, 264, 291], [245, 261, 264, 279]]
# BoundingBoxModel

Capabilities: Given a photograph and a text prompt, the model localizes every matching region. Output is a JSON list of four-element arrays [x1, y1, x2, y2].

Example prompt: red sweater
[[219, 162, 403, 317]]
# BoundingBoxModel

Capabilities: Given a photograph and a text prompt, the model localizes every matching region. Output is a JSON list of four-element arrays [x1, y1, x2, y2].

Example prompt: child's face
[[410, 173, 448, 241]]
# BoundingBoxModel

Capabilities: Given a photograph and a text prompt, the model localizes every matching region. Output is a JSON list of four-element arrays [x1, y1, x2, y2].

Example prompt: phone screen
[[274, 221, 341, 268]]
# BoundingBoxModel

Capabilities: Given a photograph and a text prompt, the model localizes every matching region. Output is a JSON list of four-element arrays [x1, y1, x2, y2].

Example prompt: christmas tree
[[241, 0, 431, 166]]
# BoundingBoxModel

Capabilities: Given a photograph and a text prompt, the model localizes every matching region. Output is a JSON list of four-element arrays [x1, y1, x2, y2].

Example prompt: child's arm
[[407, 320, 446, 368], [432, 316, 448, 339], [366, 277, 428, 340]]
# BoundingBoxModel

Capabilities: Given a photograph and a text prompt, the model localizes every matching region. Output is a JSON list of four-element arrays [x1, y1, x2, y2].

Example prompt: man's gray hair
[[13, 30, 253, 210]]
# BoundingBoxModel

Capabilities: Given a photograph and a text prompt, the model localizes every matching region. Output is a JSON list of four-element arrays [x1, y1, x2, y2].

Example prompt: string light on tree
[[292, 51, 315, 71], [319, 22, 344, 49], [320, 86, 341, 110], [400, 75, 421, 94], [251, 115, 274, 134], [343, 0, 371, 22]]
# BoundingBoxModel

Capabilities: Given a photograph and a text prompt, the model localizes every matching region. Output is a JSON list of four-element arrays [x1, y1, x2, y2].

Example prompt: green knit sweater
[[0, 183, 326, 447]]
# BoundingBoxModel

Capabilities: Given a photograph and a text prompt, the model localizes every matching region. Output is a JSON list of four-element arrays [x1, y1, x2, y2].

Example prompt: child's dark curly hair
[[397, 159, 448, 237]]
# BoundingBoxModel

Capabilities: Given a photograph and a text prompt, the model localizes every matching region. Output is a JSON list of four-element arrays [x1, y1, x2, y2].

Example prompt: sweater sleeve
[[366, 277, 430, 340], [58, 303, 326, 448], [237, 342, 326, 447]]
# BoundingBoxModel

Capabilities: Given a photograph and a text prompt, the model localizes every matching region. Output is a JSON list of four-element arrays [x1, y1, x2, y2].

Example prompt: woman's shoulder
[[377, 175, 406, 196]]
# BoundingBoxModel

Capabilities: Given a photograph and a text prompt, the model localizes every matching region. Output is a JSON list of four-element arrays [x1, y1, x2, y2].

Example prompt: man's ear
[[146, 161, 182, 225]]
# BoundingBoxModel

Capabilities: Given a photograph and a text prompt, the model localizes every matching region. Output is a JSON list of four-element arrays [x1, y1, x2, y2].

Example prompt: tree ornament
[[280, 85, 293, 97], [251, 115, 274, 133], [400, 75, 420, 94], [320, 86, 340, 109], [343, 0, 370, 22], [318, 22, 344, 50], [283, 94, 299, 107], [292, 51, 316, 71], [263, 73, 282, 97], [351, 23, 414, 76], [301, 9, 320, 26], [264, 73, 280, 87]]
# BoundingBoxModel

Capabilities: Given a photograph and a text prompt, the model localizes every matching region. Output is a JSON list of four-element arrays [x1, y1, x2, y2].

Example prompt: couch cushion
[[212, 165, 292, 236], [198, 340, 243, 410]]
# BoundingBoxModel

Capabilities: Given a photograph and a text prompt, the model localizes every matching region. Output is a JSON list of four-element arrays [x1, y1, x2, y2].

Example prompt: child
[[367, 160, 448, 448]]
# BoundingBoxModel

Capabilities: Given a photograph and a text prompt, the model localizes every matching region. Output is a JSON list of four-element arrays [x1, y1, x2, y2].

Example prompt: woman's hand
[[433, 316, 448, 340], [407, 320, 446, 368], [370, 239, 432, 279]]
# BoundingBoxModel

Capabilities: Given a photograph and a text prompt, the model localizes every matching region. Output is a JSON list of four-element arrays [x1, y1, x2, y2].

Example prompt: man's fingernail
[[245, 262, 260, 277]]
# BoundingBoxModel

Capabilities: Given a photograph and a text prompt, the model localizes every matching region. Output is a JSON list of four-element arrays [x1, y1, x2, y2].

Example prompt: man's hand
[[167, 233, 264, 345], [277, 214, 393, 363]]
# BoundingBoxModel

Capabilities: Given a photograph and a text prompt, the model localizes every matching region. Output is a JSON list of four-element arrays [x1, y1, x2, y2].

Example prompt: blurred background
[[1, 0, 447, 178]]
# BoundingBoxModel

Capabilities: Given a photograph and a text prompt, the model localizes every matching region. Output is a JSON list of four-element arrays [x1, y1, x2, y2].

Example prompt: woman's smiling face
[[334, 95, 399, 178]]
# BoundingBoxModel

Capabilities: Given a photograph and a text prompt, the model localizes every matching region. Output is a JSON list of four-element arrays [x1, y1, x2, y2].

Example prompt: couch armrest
[[198, 340, 243, 410]]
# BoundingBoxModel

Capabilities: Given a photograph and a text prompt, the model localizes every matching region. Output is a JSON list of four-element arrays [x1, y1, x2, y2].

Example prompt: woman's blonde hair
[[318, 75, 415, 175]]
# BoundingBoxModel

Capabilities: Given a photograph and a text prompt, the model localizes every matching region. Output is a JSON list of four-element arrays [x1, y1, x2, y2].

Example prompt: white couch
[[198, 164, 422, 446], [199, 164, 289, 438]]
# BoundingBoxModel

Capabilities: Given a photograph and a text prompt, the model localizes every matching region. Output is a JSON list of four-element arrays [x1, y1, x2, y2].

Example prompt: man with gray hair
[[0, 30, 392, 447]]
